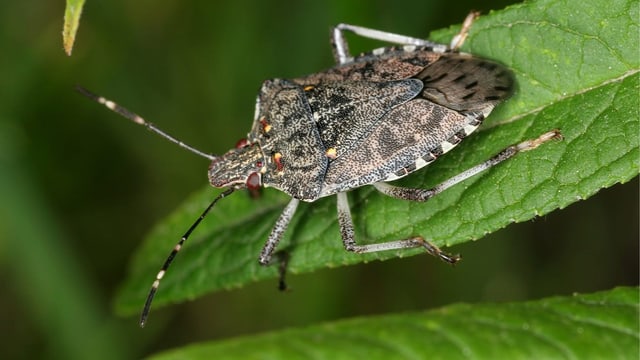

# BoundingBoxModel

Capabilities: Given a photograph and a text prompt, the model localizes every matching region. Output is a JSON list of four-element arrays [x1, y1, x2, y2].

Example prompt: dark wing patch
[[305, 79, 423, 157], [415, 53, 514, 113]]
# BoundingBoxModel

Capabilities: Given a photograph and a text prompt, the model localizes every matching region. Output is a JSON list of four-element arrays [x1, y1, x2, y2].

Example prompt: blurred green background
[[0, 0, 637, 359]]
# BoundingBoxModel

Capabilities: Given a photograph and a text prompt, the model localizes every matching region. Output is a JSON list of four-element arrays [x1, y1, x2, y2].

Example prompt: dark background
[[0, 1, 637, 359]]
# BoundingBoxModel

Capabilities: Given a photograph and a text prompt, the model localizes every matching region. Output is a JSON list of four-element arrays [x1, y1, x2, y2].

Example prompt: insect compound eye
[[235, 138, 249, 149], [246, 172, 261, 190]]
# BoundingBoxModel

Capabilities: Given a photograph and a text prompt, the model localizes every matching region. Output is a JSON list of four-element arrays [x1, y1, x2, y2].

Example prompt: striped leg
[[330, 11, 480, 65], [374, 130, 563, 202], [337, 192, 460, 263], [331, 24, 444, 64], [336, 130, 562, 263], [259, 198, 300, 265], [259, 198, 300, 292]]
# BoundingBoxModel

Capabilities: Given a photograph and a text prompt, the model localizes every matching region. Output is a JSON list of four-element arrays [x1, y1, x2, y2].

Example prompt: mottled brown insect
[[78, 12, 561, 327]]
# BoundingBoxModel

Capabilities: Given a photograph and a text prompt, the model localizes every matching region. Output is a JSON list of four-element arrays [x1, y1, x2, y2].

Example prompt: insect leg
[[330, 24, 445, 65], [373, 130, 563, 202], [330, 11, 481, 65], [334, 130, 561, 264], [259, 198, 300, 265], [449, 11, 479, 51], [274, 251, 290, 291], [336, 192, 460, 263]]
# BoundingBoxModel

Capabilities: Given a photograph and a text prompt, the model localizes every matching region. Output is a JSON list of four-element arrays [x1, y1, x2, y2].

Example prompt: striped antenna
[[77, 85, 234, 327], [76, 85, 216, 161], [140, 187, 235, 327]]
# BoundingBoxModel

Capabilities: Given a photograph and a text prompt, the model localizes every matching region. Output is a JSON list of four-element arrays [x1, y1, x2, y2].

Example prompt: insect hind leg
[[449, 11, 480, 50], [336, 192, 460, 264], [330, 11, 481, 65], [373, 130, 563, 202], [335, 130, 562, 265], [330, 24, 445, 65]]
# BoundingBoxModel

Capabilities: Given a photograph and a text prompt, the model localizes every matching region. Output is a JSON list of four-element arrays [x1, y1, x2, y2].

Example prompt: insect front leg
[[336, 192, 460, 264], [330, 24, 444, 65], [259, 198, 300, 265]]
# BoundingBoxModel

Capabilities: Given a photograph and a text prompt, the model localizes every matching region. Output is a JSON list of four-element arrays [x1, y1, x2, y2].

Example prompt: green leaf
[[148, 287, 639, 359], [115, 0, 639, 315], [63, 0, 86, 55]]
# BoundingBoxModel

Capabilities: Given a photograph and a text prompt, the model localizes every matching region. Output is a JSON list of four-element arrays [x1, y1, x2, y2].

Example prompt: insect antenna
[[76, 85, 233, 326], [76, 85, 216, 161], [140, 187, 236, 327]]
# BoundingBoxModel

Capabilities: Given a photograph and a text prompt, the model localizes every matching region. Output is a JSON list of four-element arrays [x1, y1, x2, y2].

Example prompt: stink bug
[[78, 12, 562, 327]]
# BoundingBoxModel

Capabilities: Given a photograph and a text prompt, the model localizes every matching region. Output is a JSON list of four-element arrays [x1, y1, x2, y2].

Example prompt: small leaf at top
[[63, 0, 86, 56]]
